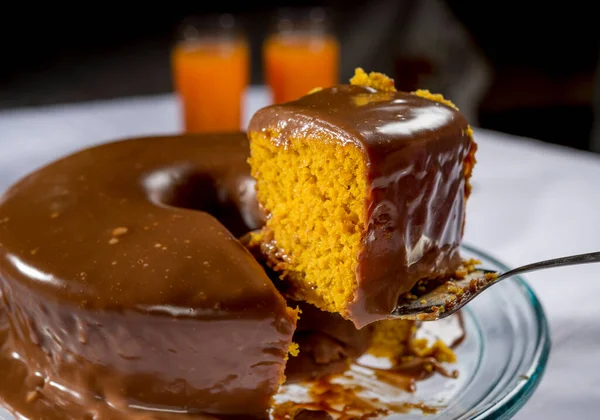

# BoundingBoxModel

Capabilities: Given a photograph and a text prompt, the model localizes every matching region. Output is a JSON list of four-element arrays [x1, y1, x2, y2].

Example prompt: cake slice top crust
[[248, 76, 470, 176]]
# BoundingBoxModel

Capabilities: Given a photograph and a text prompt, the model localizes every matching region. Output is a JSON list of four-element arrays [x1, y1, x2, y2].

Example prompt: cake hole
[[143, 165, 264, 237]]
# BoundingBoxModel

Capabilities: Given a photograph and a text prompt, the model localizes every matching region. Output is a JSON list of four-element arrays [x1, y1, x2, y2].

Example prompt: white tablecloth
[[0, 88, 599, 419]]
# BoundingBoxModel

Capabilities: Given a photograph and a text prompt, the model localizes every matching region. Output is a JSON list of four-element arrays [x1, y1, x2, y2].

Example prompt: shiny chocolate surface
[[0, 133, 296, 419]]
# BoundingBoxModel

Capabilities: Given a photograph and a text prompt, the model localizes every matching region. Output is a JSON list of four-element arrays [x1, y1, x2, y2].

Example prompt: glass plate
[[438, 244, 552, 419], [276, 244, 552, 419], [0, 244, 550, 420]]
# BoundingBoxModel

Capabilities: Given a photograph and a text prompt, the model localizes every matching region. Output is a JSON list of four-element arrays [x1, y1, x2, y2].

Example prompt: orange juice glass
[[263, 8, 340, 104], [172, 14, 249, 133]]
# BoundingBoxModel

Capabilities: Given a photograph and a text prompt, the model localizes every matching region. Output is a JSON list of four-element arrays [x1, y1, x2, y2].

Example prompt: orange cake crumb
[[369, 320, 417, 360], [288, 342, 300, 357], [412, 89, 459, 110], [349, 67, 397, 92], [411, 338, 457, 363], [368, 320, 457, 364]]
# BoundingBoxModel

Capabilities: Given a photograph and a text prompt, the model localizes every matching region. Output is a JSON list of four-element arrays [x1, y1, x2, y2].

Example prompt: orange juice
[[172, 38, 249, 133], [263, 34, 339, 104]]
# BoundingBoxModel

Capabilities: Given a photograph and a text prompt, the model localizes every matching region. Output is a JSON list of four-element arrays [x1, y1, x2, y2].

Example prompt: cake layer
[[248, 69, 476, 327], [0, 134, 297, 418]]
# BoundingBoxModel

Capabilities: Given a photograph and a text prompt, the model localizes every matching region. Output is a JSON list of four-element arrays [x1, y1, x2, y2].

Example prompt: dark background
[[1, 0, 599, 152]]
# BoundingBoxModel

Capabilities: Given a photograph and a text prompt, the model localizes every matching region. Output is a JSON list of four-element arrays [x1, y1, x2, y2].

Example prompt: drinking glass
[[171, 14, 249, 133], [263, 7, 340, 104]]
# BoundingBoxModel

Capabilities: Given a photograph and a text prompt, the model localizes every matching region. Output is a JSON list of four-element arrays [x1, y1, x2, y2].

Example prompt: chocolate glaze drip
[[248, 85, 474, 327], [0, 133, 297, 419]]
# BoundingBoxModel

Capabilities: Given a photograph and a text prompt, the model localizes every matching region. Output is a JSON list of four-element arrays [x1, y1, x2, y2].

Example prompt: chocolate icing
[[284, 301, 373, 383], [0, 133, 297, 419], [248, 85, 475, 327]]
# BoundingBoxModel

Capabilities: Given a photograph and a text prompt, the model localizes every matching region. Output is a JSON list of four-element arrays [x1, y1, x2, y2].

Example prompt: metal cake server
[[391, 251, 600, 321]]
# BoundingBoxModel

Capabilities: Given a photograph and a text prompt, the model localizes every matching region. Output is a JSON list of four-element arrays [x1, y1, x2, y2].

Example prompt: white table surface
[[1, 88, 599, 419]]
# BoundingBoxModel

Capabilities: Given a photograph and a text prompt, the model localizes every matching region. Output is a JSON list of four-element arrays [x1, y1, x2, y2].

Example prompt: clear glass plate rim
[[461, 243, 552, 419]]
